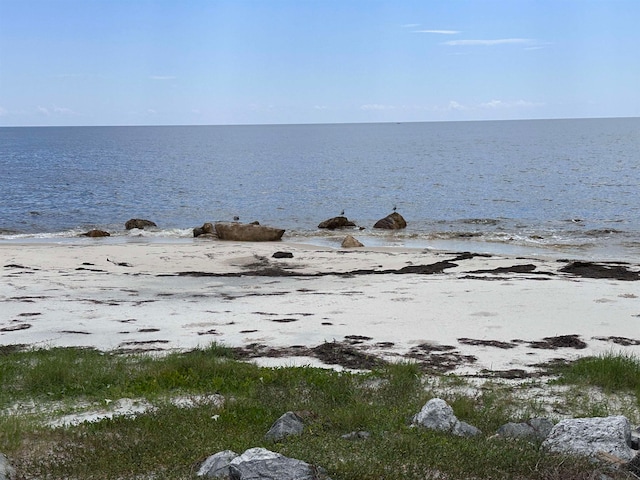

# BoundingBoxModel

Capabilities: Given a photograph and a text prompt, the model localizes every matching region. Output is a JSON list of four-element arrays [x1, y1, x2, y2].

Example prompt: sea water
[[1, 118, 639, 260]]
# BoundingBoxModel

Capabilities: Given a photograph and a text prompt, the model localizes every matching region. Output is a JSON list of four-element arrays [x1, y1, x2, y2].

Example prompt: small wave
[[459, 218, 502, 226]]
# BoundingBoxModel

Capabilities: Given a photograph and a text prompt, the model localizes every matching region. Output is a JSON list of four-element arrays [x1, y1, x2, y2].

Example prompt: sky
[[1, 0, 639, 126]]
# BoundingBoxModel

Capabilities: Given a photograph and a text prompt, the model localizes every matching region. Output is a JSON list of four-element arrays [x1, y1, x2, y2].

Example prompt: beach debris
[[373, 211, 407, 229], [317, 216, 356, 230], [214, 222, 285, 241], [341, 235, 364, 248], [124, 218, 157, 230], [272, 251, 293, 258], [542, 415, 637, 462], [107, 258, 133, 267], [193, 222, 216, 238], [81, 229, 110, 237], [411, 398, 481, 437], [264, 411, 305, 442], [560, 261, 640, 281]]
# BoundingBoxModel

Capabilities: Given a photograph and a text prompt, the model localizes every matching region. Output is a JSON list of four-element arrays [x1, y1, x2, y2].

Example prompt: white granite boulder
[[411, 398, 481, 437], [542, 415, 637, 462]]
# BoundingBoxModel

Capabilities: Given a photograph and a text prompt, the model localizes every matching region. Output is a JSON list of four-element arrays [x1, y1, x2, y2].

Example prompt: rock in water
[[81, 229, 110, 237], [318, 216, 356, 230], [125, 218, 157, 230], [194, 222, 216, 238], [214, 222, 285, 242], [341, 235, 364, 248], [542, 415, 636, 462], [373, 212, 407, 229]]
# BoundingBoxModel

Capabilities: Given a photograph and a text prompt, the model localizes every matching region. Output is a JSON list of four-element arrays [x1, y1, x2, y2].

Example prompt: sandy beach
[[1, 239, 639, 376]]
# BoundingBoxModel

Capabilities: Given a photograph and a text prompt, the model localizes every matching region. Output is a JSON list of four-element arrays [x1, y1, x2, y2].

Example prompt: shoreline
[[1, 240, 639, 376]]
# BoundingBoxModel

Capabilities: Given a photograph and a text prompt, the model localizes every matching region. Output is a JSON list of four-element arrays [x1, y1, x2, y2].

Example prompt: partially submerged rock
[[194, 222, 216, 238], [373, 212, 407, 229], [318, 216, 356, 230], [215, 222, 285, 242], [125, 218, 157, 230], [81, 229, 110, 237]]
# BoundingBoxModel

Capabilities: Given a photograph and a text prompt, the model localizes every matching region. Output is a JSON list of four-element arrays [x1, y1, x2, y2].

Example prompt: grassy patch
[[0, 345, 638, 479]]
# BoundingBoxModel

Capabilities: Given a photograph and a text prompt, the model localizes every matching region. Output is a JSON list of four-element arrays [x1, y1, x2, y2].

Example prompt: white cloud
[[360, 104, 396, 111], [53, 106, 78, 115], [314, 105, 328, 110], [480, 99, 544, 109], [37, 106, 51, 116], [150, 75, 176, 80], [443, 38, 533, 46], [414, 30, 460, 35], [446, 100, 467, 111], [401, 23, 421, 28], [147, 109, 158, 114]]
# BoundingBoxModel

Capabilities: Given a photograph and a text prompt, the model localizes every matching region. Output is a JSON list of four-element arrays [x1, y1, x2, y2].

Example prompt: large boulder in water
[[125, 218, 157, 230], [214, 222, 285, 242], [373, 212, 407, 229], [318, 216, 356, 230], [193, 222, 216, 238]]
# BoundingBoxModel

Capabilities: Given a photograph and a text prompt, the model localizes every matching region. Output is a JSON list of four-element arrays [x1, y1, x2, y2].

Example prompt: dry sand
[[1, 239, 639, 376]]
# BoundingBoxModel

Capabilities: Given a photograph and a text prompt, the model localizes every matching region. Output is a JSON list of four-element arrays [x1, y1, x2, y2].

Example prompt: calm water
[[1, 119, 639, 260]]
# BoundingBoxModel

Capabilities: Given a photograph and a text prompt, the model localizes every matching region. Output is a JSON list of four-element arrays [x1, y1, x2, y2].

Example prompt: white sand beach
[[1, 239, 639, 376]]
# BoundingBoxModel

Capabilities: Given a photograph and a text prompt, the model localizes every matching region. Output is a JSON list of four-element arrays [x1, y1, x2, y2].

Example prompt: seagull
[[340, 210, 345, 216], [392, 205, 397, 212]]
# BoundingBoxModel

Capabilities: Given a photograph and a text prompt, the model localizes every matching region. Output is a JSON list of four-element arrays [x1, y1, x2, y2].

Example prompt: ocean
[[1, 118, 639, 260]]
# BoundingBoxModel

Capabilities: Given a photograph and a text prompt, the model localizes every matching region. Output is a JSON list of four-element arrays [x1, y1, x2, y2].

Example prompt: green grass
[[0, 345, 638, 479]]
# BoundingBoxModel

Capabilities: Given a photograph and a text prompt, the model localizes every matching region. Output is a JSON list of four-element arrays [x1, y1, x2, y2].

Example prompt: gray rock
[[341, 235, 364, 248], [411, 398, 481, 437], [214, 222, 285, 242], [197, 450, 239, 478], [125, 218, 157, 230], [497, 418, 554, 441], [265, 411, 305, 442], [341, 430, 371, 440], [318, 216, 356, 230], [194, 222, 216, 238], [229, 447, 330, 480], [0, 453, 15, 480], [81, 229, 110, 237], [542, 415, 636, 462]]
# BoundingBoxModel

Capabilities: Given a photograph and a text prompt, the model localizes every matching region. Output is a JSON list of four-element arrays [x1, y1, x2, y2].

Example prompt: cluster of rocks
[[1, 397, 638, 479], [195, 398, 640, 479], [317, 211, 407, 231], [80, 218, 158, 238]]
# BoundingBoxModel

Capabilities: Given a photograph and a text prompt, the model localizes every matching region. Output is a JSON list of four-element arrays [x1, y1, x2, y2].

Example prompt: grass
[[0, 344, 638, 479]]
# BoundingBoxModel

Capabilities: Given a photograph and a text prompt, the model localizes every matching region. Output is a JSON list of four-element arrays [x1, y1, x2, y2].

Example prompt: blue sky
[[1, 0, 639, 126]]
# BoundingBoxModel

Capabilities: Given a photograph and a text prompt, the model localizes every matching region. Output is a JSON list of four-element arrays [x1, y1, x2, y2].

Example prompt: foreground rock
[[411, 398, 481, 437], [125, 218, 157, 230], [318, 216, 356, 230], [193, 222, 216, 238], [198, 447, 331, 479], [341, 235, 364, 248], [373, 212, 407, 229], [542, 415, 637, 462], [215, 222, 285, 242]]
